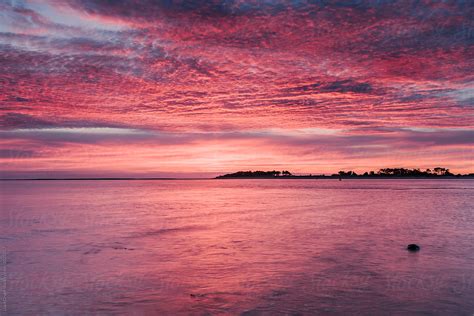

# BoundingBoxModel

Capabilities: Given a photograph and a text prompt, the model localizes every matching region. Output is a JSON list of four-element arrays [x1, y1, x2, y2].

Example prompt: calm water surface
[[1, 179, 473, 315]]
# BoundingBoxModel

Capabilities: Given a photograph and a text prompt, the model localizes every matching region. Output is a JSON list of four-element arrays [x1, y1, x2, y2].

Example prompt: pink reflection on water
[[1, 179, 473, 314]]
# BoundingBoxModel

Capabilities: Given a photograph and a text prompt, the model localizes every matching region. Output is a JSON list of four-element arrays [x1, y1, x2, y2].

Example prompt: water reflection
[[1, 179, 473, 314]]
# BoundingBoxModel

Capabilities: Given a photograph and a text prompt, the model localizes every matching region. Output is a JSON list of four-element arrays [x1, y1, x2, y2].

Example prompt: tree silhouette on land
[[217, 167, 466, 179]]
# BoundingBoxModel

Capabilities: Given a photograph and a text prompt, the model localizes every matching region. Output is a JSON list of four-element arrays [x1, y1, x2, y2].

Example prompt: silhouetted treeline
[[217, 167, 473, 179], [333, 167, 459, 177], [216, 170, 292, 178]]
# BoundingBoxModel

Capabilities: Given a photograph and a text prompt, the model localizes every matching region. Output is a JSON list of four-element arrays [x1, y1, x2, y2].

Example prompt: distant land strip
[[216, 168, 474, 179], [2, 168, 473, 180], [0, 178, 205, 181]]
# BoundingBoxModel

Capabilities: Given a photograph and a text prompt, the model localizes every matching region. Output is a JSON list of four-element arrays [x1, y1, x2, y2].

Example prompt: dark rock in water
[[190, 293, 206, 298], [407, 244, 420, 251]]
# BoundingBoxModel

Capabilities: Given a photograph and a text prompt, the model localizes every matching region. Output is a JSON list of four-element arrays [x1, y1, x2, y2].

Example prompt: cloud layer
[[1, 0, 473, 177]]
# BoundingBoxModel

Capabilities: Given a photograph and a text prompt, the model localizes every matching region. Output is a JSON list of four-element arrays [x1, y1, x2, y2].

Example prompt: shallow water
[[1, 179, 473, 315]]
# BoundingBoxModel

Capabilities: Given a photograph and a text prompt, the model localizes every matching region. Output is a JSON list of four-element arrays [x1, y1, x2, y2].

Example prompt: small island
[[216, 168, 474, 179]]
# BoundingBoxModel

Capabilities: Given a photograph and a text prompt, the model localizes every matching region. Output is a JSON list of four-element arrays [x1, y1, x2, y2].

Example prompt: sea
[[1, 179, 473, 315]]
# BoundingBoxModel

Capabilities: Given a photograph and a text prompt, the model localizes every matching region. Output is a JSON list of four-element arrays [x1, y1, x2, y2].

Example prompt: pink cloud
[[1, 0, 472, 177]]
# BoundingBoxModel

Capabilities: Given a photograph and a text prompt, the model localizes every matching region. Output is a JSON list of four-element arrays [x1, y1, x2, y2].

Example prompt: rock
[[190, 293, 205, 298], [407, 244, 420, 251]]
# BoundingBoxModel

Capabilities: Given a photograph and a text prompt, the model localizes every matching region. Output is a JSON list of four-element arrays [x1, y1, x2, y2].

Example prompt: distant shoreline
[[3, 167, 473, 181], [1, 176, 473, 181], [0, 178, 203, 181], [215, 176, 474, 179], [216, 168, 474, 179]]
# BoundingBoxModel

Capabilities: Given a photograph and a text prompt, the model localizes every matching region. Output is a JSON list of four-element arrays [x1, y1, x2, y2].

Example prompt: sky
[[1, 0, 473, 178]]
